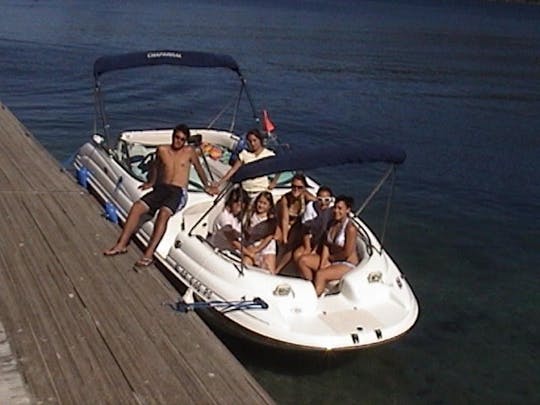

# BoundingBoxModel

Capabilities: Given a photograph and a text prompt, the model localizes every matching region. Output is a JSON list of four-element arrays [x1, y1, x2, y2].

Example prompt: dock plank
[[0, 193, 132, 403], [0, 101, 274, 404], [0, 320, 33, 404]]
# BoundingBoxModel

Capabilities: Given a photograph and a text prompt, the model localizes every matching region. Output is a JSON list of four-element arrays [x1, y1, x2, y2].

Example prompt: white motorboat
[[74, 50, 419, 351]]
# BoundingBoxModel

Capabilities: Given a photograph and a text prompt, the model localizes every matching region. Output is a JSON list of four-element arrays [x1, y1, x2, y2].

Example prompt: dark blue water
[[1, 0, 539, 403]]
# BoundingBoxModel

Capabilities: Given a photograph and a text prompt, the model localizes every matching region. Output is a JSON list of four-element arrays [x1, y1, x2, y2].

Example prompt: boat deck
[[0, 102, 273, 404]]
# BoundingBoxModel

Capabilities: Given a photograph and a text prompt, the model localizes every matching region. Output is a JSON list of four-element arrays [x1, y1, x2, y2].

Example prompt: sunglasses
[[291, 184, 305, 190], [317, 196, 334, 204]]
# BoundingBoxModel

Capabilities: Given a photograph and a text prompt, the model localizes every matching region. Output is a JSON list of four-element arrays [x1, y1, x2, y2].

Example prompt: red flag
[[262, 110, 275, 133]]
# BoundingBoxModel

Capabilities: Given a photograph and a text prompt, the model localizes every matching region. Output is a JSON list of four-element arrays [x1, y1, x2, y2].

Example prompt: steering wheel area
[[136, 152, 156, 175]]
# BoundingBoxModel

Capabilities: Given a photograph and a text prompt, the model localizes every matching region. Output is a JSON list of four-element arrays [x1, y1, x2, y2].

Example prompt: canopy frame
[[92, 50, 259, 150]]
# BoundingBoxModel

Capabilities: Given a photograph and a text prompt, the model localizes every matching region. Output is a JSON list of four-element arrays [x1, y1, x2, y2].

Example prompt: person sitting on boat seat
[[103, 124, 218, 267], [297, 195, 360, 296], [292, 185, 334, 269], [274, 173, 316, 273], [212, 128, 279, 198], [231, 191, 278, 273], [208, 187, 249, 251]]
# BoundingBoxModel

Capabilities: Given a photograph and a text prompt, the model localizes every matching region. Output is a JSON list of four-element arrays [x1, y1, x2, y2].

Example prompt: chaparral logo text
[[146, 51, 183, 59]]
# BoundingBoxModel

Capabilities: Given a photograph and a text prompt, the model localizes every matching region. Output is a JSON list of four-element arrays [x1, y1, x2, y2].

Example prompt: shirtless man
[[104, 124, 217, 267]]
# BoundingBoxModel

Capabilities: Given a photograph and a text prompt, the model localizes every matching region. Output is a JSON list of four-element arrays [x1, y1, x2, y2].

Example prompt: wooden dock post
[[0, 102, 274, 404]]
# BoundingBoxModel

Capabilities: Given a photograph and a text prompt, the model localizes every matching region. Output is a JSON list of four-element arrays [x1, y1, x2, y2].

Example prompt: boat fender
[[228, 136, 247, 165], [104, 202, 119, 224], [76, 166, 90, 189], [182, 287, 195, 303]]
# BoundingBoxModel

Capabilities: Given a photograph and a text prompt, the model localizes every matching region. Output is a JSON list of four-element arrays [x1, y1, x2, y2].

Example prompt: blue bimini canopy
[[93, 50, 240, 79], [231, 143, 406, 183]]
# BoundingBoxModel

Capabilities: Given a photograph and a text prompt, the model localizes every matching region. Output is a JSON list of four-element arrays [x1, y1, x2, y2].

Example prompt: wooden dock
[[0, 102, 274, 404]]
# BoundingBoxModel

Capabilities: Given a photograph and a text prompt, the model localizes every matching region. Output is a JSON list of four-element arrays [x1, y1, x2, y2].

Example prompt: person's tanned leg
[[141, 207, 173, 260], [104, 201, 149, 255], [297, 253, 320, 281]]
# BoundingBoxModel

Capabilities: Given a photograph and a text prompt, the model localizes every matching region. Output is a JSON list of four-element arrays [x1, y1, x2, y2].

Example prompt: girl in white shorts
[[240, 191, 277, 273]]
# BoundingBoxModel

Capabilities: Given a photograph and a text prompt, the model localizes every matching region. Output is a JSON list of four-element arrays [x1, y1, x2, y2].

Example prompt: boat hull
[[74, 132, 419, 352]]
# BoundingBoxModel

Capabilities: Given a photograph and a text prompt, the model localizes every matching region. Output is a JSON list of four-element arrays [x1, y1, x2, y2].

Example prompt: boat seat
[[356, 236, 369, 262]]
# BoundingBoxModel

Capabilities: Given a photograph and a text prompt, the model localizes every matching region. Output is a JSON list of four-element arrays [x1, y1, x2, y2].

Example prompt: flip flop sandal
[[103, 247, 128, 256], [134, 257, 154, 267]]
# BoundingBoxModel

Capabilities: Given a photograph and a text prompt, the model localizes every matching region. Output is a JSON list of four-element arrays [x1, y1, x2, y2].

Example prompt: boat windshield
[[112, 129, 228, 192]]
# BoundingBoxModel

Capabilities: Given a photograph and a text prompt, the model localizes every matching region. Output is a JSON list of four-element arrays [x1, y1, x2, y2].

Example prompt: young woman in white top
[[231, 191, 277, 273], [208, 187, 249, 250], [297, 195, 360, 296], [213, 128, 277, 197]]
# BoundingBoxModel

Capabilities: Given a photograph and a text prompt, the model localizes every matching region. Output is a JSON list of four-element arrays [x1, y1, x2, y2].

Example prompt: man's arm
[[191, 148, 217, 195], [214, 158, 243, 188]]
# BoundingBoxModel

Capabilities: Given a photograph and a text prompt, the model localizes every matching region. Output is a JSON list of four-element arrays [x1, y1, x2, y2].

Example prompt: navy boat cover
[[231, 143, 406, 183], [94, 50, 240, 79]]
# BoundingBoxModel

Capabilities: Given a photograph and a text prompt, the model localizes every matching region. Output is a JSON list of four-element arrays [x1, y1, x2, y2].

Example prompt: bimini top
[[231, 143, 406, 183], [93, 50, 240, 79]]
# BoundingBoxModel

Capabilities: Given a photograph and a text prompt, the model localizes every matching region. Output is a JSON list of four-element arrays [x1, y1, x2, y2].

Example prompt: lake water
[[1, 0, 539, 403]]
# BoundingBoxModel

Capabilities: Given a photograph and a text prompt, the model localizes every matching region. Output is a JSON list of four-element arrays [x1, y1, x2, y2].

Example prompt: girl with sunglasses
[[274, 173, 316, 273], [292, 186, 334, 267]]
